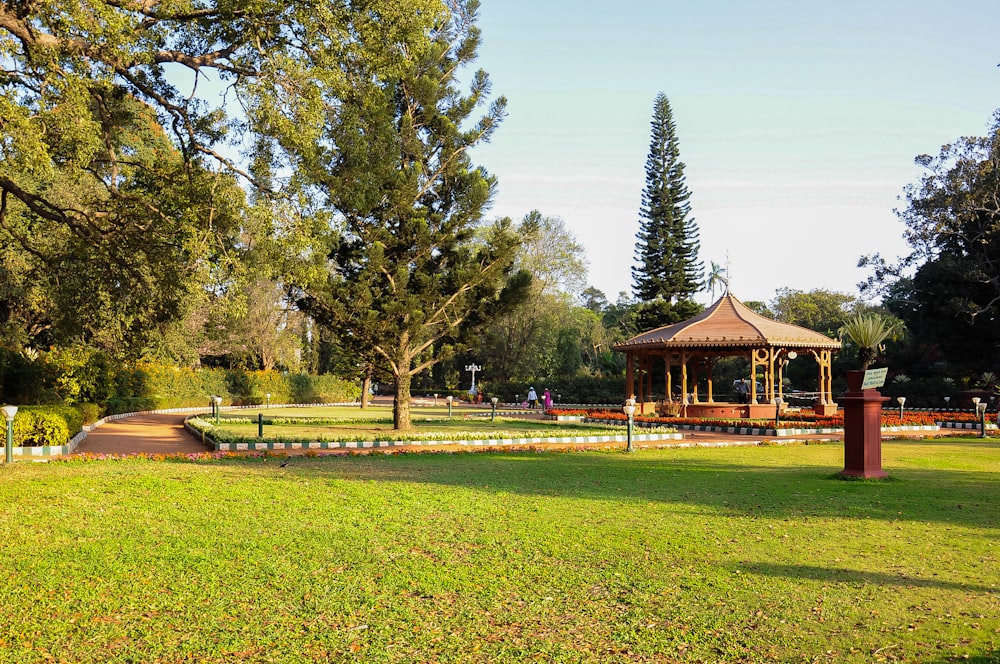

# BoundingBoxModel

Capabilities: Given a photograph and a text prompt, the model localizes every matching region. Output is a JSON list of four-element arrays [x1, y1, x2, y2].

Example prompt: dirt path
[[73, 412, 212, 456]]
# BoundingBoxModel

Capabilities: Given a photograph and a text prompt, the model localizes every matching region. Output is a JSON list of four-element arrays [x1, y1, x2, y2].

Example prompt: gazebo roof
[[613, 291, 842, 351]]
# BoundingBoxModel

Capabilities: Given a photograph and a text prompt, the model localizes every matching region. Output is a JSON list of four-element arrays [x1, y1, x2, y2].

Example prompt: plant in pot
[[838, 313, 905, 389]]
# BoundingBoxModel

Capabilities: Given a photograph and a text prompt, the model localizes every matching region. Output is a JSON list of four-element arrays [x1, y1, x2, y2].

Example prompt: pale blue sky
[[470, 0, 1000, 304]]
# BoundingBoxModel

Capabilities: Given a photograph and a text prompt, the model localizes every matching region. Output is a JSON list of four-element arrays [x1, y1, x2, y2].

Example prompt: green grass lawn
[[0, 439, 997, 663], [209, 405, 630, 442]]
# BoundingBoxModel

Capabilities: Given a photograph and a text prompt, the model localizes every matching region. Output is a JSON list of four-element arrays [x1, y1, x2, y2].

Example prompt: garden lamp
[[265, 393, 271, 409], [897, 396, 906, 420], [774, 397, 783, 429], [2, 405, 17, 464], [623, 397, 637, 453], [977, 400, 988, 438], [944, 396, 951, 409], [446, 395, 453, 419], [490, 396, 498, 422], [212, 395, 223, 425]]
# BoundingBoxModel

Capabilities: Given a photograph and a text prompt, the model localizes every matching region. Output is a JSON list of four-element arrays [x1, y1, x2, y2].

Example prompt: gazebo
[[613, 291, 841, 418]]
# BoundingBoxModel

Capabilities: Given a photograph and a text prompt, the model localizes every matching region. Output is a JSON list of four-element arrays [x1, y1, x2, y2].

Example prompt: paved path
[[73, 412, 212, 456]]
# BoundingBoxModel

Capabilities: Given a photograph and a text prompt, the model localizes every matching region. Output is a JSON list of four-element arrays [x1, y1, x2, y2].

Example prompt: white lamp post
[[465, 363, 482, 394], [2, 405, 17, 464], [977, 400, 988, 438], [490, 396, 498, 422], [212, 395, 223, 425], [623, 397, 637, 453], [897, 396, 906, 420], [265, 393, 271, 409], [774, 396, 783, 429], [446, 395, 454, 419]]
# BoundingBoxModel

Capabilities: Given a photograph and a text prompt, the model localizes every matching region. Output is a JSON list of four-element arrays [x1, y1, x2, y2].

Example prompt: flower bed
[[580, 408, 981, 430]]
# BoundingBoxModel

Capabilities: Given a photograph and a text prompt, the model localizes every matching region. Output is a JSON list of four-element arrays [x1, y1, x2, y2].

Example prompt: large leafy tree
[[631, 92, 703, 327], [476, 211, 589, 382], [256, 1, 528, 429], [0, 1, 288, 356], [862, 110, 1000, 374], [769, 288, 860, 339]]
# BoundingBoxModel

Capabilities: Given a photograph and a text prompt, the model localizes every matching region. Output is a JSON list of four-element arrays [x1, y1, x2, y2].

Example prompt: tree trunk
[[394, 372, 412, 430], [360, 374, 371, 409]]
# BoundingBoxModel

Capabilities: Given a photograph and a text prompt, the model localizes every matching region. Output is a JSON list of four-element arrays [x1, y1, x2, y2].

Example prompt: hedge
[[8, 406, 83, 447], [108, 364, 361, 413]]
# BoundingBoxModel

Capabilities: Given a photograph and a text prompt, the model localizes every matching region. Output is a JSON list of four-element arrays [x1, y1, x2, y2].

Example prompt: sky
[[468, 0, 1000, 306]]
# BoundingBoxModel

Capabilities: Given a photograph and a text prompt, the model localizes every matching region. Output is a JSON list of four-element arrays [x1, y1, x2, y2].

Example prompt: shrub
[[9, 406, 83, 447], [78, 403, 101, 425]]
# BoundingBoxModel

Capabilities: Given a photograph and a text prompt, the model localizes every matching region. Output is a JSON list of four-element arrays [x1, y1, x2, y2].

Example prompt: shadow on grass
[[737, 561, 997, 595], [254, 444, 1000, 531]]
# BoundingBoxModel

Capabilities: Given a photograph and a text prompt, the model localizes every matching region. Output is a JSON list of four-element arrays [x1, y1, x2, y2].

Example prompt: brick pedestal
[[836, 370, 889, 479]]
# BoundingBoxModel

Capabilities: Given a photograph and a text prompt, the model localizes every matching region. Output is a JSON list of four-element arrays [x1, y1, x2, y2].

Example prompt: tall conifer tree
[[632, 93, 703, 316]]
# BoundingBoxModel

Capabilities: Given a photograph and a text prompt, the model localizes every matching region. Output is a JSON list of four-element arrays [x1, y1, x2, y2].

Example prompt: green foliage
[[8, 405, 82, 447], [632, 92, 703, 304], [287, 373, 360, 404], [838, 313, 906, 370], [107, 364, 360, 413], [488, 376, 626, 404], [262, 1, 523, 429], [769, 287, 860, 338], [634, 297, 703, 332], [78, 403, 101, 425], [864, 109, 1000, 378]]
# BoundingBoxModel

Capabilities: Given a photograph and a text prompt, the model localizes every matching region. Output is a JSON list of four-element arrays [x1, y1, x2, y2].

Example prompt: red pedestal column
[[836, 370, 889, 479]]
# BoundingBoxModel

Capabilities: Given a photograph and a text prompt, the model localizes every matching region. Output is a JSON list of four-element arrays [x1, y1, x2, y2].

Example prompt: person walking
[[543, 388, 553, 410], [527, 386, 538, 409]]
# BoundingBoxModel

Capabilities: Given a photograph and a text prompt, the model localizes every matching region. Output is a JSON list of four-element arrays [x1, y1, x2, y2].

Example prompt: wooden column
[[664, 355, 673, 403], [680, 351, 689, 416], [626, 351, 635, 401], [706, 357, 715, 403]]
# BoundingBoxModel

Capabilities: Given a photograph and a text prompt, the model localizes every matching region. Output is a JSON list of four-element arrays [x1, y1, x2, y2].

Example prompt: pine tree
[[632, 93, 703, 306]]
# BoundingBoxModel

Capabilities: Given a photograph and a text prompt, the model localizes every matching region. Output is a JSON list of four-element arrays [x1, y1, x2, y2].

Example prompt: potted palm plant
[[838, 313, 905, 390]]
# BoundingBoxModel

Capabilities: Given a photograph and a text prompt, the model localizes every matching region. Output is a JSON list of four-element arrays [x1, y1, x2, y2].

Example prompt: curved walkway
[[73, 412, 212, 456]]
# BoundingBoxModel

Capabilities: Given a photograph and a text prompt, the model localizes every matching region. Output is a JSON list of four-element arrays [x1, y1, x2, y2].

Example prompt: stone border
[[939, 422, 998, 430], [583, 417, 940, 438], [187, 415, 685, 452]]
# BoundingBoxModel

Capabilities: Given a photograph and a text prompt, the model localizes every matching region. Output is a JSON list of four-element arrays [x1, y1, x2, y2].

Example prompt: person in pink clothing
[[543, 388, 553, 410]]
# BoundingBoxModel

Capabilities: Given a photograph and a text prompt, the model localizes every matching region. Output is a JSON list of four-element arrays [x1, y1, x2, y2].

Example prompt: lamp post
[[465, 363, 482, 394], [623, 397, 637, 453], [265, 393, 271, 409], [446, 395, 453, 419], [944, 395, 950, 410], [212, 395, 223, 425], [2, 405, 17, 464], [490, 396, 498, 422], [897, 396, 906, 421], [774, 397, 783, 429], [977, 400, 988, 438]]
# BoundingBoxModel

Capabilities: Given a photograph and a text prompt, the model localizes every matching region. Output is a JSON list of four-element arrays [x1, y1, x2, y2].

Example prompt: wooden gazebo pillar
[[625, 351, 635, 401]]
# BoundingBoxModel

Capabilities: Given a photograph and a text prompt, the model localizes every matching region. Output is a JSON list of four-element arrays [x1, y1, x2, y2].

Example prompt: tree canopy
[[862, 110, 1000, 373], [631, 92, 702, 318], [253, 0, 527, 429]]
